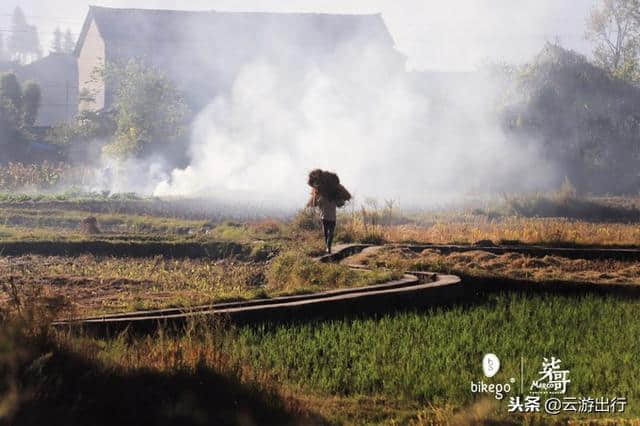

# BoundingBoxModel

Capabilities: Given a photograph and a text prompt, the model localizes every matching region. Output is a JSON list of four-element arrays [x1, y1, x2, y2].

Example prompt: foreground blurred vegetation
[[0, 302, 315, 425]]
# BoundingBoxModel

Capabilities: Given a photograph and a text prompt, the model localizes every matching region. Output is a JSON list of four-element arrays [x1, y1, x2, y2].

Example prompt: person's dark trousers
[[322, 220, 336, 252]]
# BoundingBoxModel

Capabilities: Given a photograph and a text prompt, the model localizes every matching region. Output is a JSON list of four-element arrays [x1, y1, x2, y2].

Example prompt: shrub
[[0, 162, 96, 191], [249, 219, 282, 235], [292, 208, 321, 231], [266, 251, 356, 291]]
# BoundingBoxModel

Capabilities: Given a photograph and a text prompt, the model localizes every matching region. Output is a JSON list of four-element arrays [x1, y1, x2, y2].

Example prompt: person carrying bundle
[[306, 169, 351, 254]]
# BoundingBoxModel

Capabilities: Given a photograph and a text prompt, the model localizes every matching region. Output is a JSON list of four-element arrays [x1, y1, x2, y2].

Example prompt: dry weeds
[[345, 245, 640, 285], [340, 215, 640, 246]]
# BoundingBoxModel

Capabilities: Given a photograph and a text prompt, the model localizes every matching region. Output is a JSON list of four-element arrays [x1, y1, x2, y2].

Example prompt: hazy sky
[[1, 0, 597, 70]]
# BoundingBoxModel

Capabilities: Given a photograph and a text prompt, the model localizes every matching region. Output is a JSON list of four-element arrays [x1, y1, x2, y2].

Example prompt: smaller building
[[18, 53, 78, 126], [0, 53, 78, 126]]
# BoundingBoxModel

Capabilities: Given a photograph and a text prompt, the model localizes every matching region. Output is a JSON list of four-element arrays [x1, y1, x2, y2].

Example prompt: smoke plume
[[153, 39, 557, 207]]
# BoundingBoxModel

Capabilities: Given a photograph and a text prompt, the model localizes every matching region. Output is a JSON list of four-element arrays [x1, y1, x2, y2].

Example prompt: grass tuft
[[266, 251, 399, 293]]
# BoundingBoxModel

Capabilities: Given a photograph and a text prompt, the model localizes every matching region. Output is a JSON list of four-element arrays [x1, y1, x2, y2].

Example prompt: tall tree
[[51, 27, 63, 54], [500, 44, 640, 193], [101, 60, 190, 159], [63, 29, 75, 54], [8, 7, 42, 63], [586, 0, 640, 82], [0, 73, 23, 114], [0, 73, 24, 145]]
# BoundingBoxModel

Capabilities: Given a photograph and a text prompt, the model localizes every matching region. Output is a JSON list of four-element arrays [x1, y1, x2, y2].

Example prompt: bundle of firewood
[[307, 169, 351, 206]]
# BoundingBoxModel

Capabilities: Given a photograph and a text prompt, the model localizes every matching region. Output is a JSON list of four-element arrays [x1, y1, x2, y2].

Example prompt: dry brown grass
[[345, 245, 640, 285], [0, 255, 268, 318], [0, 299, 320, 425], [340, 215, 640, 246], [0, 251, 395, 319], [409, 399, 498, 426]]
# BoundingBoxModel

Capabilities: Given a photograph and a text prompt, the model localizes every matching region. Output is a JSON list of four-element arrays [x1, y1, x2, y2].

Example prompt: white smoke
[[153, 43, 556, 207], [86, 156, 169, 194]]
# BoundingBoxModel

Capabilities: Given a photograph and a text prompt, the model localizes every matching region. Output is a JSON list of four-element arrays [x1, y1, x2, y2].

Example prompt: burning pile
[[307, 169, 351, 206]]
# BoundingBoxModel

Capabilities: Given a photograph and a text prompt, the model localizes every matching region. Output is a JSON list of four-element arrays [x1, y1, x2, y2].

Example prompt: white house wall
[[77, 18, 106, 111]]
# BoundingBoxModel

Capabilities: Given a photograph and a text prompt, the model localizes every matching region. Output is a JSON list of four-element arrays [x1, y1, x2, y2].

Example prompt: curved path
[[52, 243, 461, 333], [50, 241, 640, 333]]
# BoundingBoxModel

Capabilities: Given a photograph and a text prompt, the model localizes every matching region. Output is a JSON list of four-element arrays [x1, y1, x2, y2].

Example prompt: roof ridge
[[88, 5, 382, 17], [75, 6, 394, 57]]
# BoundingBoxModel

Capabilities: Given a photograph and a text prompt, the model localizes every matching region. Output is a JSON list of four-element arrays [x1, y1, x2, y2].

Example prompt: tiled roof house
[[75, 6, 404, 112]]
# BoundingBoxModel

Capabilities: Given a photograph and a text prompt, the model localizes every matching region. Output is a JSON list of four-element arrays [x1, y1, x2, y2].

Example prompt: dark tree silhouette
[[0, 73, 42, 147], [500, 44, 640, 193]]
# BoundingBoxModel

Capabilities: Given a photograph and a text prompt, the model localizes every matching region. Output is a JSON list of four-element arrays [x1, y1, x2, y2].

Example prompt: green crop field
[[230, 292, 640, 421]]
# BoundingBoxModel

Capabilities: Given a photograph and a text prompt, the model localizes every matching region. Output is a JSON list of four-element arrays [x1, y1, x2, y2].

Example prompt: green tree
[[100, 60, 190, 159], [51, 27, 63, 54], [0, 73, 42, 145], [0, 73, 23, 113], [47, 110, 116, 146], [500, 44, 640, 193], [0, 73, 24, 146], [586, 0, 640, 82]]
